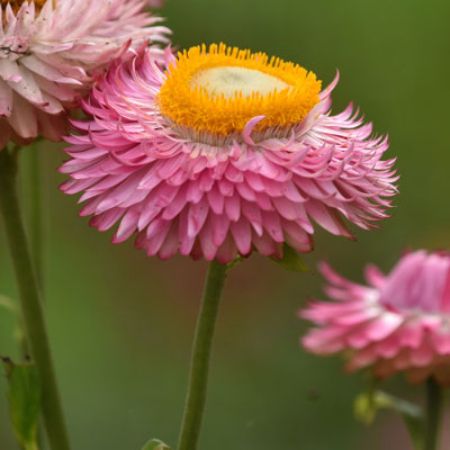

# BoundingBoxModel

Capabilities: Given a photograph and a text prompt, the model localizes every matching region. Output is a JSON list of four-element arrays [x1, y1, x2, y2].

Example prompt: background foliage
[[1, 0, 449, 449]]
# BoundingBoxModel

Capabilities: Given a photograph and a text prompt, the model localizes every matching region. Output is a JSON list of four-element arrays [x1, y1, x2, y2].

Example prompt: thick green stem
[[424, 378, 443, 450], [177, 261, 229, 450], [0, 149, 71, 450]]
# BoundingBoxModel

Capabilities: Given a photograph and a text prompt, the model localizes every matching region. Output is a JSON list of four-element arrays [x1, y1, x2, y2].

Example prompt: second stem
[[424, 378, 443, 450], [0, 149, 71, 450]]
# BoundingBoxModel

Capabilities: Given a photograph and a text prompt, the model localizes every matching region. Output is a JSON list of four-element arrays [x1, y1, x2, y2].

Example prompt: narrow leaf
[[227, 255, 244, 269], [2, 358, 41, 450], [354, 390, 423, 450], [271, 244, 309, 272], [142, 439, 171, 450]]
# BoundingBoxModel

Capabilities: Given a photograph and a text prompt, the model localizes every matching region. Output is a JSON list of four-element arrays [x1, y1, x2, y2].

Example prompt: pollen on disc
[[191, 66, 290, 98]]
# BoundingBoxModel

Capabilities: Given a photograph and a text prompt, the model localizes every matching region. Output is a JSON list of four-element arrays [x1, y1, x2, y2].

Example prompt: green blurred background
[[1, 0, 450, 449]]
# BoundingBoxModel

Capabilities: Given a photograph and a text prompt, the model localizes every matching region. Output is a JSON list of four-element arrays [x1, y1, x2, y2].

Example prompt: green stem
[[424, 378, 443, 450], [27, 147, 45, 291], [177, 261, 229, 450], [0, 149, 71, 450]]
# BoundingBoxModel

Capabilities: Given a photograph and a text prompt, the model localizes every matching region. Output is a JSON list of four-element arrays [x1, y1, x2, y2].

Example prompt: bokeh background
[[1, 0, 450, 449]]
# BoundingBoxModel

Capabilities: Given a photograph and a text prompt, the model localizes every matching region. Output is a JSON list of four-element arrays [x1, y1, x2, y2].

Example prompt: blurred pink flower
[[60, 44, 397, 263], [0, 0, 170, 148], [301, 250, 450, 385]]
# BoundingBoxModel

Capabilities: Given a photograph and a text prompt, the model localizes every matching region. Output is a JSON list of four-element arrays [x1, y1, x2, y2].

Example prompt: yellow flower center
[[1, 0, 48, 13], [158, 43, 322, 138]]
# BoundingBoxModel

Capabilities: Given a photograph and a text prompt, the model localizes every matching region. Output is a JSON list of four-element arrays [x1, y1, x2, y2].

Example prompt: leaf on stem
[[142, 439, 171, 450], [354, 389, 424, 449], [270, 243, 309, 272], [2, 358, 42, 450], [227, 255, 244, 270]]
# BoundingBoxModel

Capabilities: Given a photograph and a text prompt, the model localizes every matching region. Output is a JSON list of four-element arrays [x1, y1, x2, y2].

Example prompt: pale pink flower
[[301, 250, 450, 385], [0, 0, 170, 148], [60, 44, 397, 263]]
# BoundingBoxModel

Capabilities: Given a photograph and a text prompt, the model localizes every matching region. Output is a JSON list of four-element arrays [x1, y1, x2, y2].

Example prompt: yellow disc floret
[[158, 43, 322, 138]]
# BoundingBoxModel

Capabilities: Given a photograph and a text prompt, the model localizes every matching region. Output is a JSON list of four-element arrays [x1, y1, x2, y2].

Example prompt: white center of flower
[[191, 66, 290, 98]]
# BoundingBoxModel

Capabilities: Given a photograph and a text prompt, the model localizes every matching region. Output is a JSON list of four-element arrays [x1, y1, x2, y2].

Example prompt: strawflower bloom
[[60, 43, 397, 263], [0, 0, 170, 148], [301, 250, 450, 385]]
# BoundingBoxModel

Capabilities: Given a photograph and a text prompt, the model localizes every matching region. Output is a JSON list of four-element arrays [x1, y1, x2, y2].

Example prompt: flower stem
[[177, 261, 229, 450], [424, 378, 443, 450], [27, 146, 45, 291], [0, 148, 71, 450]]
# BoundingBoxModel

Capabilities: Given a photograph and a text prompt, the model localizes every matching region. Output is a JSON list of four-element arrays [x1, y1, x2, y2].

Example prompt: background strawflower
[[301, 250, 450, 385], [61, 43, 398, 264], [0, 0, 170, 148]]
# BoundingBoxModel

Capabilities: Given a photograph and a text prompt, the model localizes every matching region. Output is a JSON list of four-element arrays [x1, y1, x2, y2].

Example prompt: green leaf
[[2, 358, 42, 450], [270, 244, 309, 272], [354, 390, 423, 450], [227, 255, 244, 270], [141, 439, 171, 450], [354, 391, 378, 425]]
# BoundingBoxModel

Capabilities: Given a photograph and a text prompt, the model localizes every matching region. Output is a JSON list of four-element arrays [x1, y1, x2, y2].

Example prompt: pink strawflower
[[301, 250, 450, 385], [60, 43, 397, 263], [0, 0, 170, 148]]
